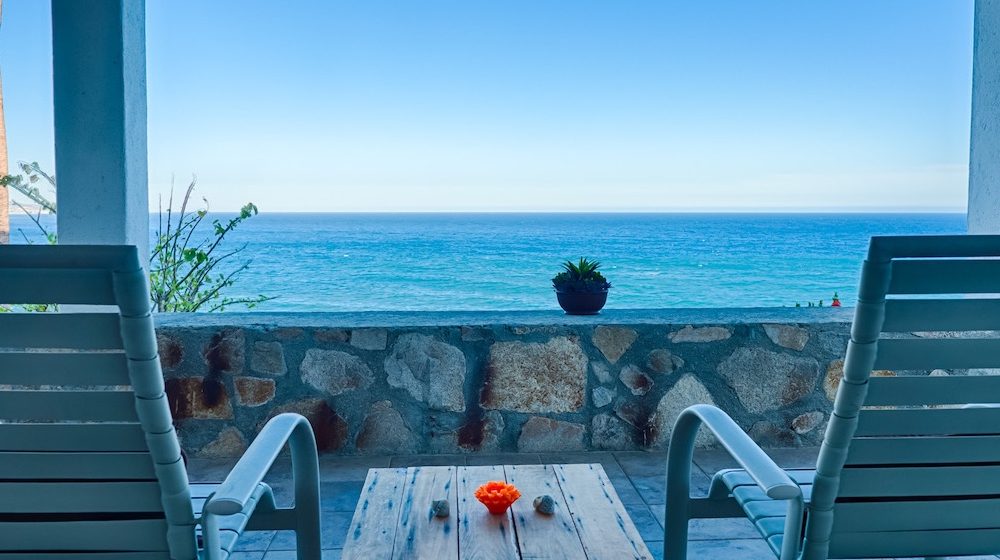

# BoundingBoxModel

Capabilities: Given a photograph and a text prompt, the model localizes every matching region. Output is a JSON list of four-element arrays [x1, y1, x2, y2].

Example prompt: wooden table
[[341, 463, 653, 559]]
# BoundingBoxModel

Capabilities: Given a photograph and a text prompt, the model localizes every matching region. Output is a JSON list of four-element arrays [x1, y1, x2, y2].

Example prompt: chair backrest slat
[[865, 374, 1000, 406], [0, 452, 156, 479], [0, 267, 115, 304], [873, 337, 1000, 370], [881, 298, 1000, 332], [888, 257, 1000, 295], [847, 435, 1000, 465], [0, 245, 193, 559], [0, 352, 131, 386], [854, 407, 1000, 437], [0, 313, 122, 349], [0, 423, 148, 452], [806, 235, 1000, 560], [0, 390, 139, 422], [0, 482, 165, 513]]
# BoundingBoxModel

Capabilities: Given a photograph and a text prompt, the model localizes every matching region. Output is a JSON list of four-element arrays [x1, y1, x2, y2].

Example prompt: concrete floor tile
[[537, 451, 618, 467], [615, 451, 668, 478], [624, 503, 665, 542], [607, 472, 647, 506], [233, 530, 276, 551], [229, 552, 265, 560], [465, 452, 541, 466], [268, 513, 353, 550], [685, 538, 775, 559], [319, 480, 365, 511], [631, 471, 710, 505], [262, 551, 341, 560], [318, 455, 390, 481], [389, 454, 467, 467]]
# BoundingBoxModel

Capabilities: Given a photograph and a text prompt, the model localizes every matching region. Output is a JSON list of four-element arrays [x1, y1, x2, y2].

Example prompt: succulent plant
[[552, 257, 612, 294]]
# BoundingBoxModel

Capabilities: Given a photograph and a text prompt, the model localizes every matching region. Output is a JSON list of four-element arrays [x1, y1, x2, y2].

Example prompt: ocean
[[10, 213, 966, 312]]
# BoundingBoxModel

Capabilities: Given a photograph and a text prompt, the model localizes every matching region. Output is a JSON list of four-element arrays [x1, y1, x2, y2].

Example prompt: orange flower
[[474, 481, 521, 515]]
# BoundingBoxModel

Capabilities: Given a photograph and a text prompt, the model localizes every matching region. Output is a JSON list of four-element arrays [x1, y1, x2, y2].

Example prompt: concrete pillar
[[52, 0, 148, 258], [969, 0, 1000, 233]]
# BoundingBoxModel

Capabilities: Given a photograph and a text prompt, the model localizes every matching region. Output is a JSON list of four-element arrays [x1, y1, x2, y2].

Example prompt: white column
[[52, 0, 148, 258], [969, 0, 1000, 233]]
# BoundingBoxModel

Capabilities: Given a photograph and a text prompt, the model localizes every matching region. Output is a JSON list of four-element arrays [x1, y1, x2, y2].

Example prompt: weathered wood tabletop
[[341, 463, 653, 559]]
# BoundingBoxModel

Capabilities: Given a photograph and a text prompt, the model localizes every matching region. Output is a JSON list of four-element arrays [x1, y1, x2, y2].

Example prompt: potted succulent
[[552, 257, 612, 315]]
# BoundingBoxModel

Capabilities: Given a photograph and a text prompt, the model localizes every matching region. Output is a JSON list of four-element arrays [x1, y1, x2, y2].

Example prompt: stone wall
[[154, 309, 854, 457]]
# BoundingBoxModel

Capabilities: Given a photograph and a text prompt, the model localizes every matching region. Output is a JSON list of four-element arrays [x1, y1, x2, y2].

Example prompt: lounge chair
[[665, 234, 1000, 560], [0, 245, 321, 559]]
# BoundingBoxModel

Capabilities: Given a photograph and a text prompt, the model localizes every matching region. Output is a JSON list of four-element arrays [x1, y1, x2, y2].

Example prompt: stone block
[[619, 365, 653, 396], [592, 386, 616, 408], [350, 328, 388, 351], [792, 411, 825, 434], [157, 333, 183, 369], [669, 326, 732, 343], [261, 398, 349, 452], [649, 375, 716, 448], [592, 413, 636, 450], [356, 400, 417, 454], [824, 359, 894, 402], [592, 326, 638, 363], [234, 377, 276, 407], [165, 377, 233, 420], [313, 328, 350, 343], [517, 417, 585, 452], [592, 362, 614, 385], [250, 341, 286, 376], [300, 349, 374, 396], [481, 337, 587, 413], [197, 427, 247, 458], [646, 349, 684, 374], [763, 324, 810, 351], [718, 348, 820, 413], [385, 333, 466, 412], [452, 410, 505, 452], [202, 329, 245, 374]]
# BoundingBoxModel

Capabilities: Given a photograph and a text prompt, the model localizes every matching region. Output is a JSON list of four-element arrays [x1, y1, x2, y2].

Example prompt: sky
[[0, 0, 976, 212]]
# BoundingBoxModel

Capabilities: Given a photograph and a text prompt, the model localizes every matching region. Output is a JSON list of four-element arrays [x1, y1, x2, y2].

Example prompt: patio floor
[[188, 447, 1000, 560]]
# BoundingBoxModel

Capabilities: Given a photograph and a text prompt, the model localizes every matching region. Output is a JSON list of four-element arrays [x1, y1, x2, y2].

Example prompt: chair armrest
[[676, 404, 800, 500], [205, 413, 318, 515]]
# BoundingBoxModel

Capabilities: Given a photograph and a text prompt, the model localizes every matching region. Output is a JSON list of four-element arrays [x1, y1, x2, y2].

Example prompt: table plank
[[392, 466, 459, 560], [554, 463, 653, 560], [505, 464, 587, 559], [341, 467, 407, 559], [457, 465, 519, 560]]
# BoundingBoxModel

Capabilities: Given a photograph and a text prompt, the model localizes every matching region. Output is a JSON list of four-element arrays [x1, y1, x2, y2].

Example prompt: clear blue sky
[[1, 0, 975, 212]]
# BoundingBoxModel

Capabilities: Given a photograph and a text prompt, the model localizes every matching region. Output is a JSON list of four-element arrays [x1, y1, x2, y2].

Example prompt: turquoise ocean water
[[11, 213, 966, 311]]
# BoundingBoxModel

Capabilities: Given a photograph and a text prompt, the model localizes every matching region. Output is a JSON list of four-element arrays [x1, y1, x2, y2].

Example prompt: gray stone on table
[[649, 374, 717, 448], [197, 426, 248, 458], [517, 416, 586, 452], [355, 400, 417, 454], [592, 361, 614, 384], [234, 377, 276, 407], [481, 336, 587, 413], [592, 385, 616, 408], [718, 347, 819, 414], [646, 348, 684, 374], [592, 325, 638, 363], [349, 328, 388, 351], [250, 341, 287, 375], [591, 413, 637, 450], [619, 365, 654, 396], [792, 411, 825, 434], [300, 348, 374, 396], [384, 333, 466, 412], [668, 325, 732, 343], [762, 324, 810, 351]]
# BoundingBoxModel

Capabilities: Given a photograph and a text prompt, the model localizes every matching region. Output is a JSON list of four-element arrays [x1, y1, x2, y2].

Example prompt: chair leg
[[664, 413, 700, 560]]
